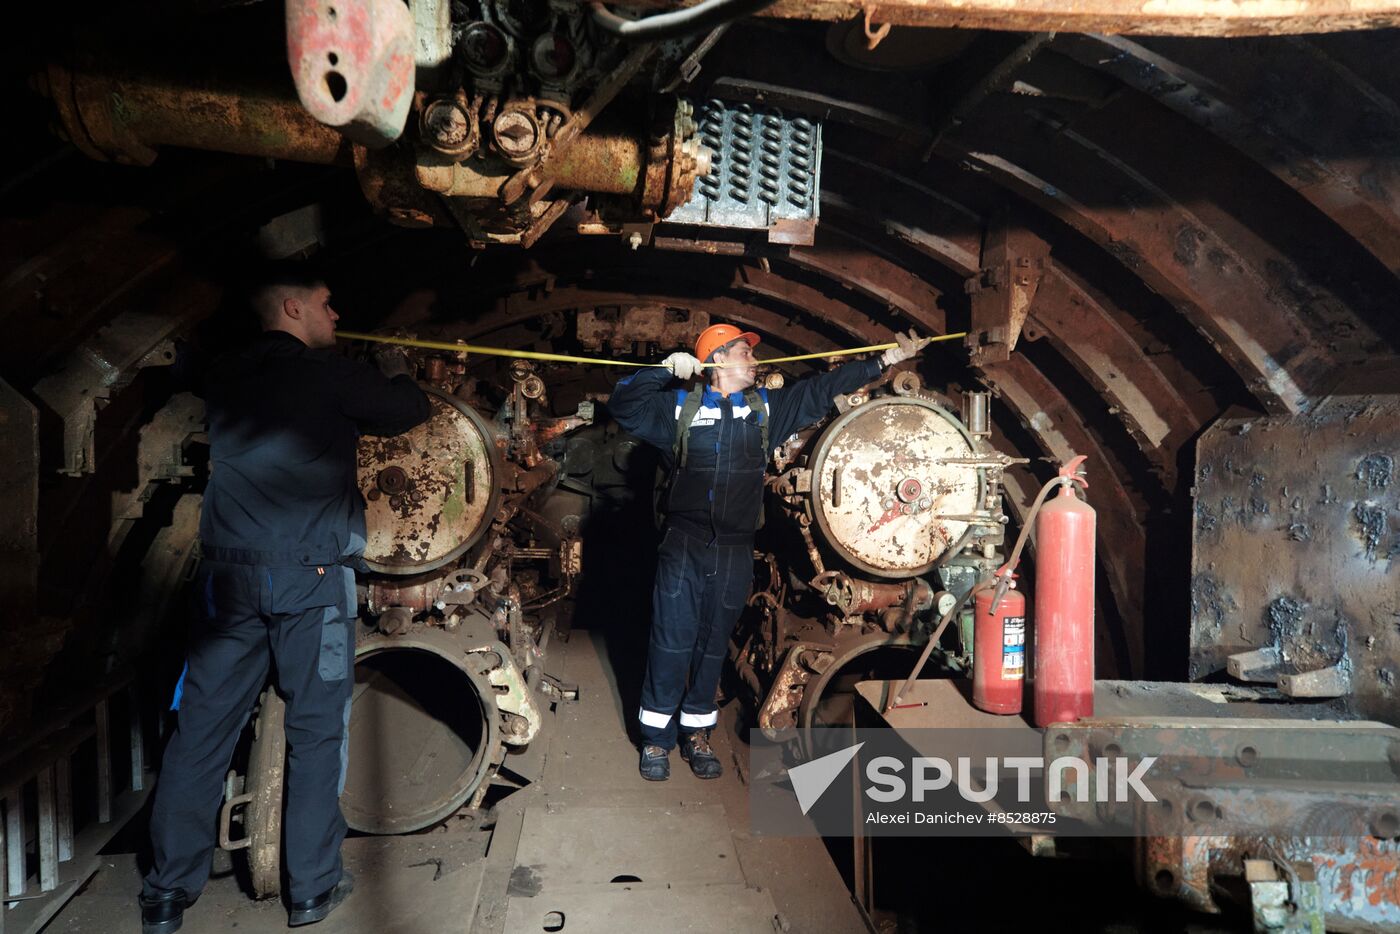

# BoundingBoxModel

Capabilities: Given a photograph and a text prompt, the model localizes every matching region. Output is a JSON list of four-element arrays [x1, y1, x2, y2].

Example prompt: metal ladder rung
[[56, 758, 72, 864], [0, 684, 144, 933], [5, 787, 24, 900], [95, 700, 112, 825], [36, 766, 58, 893], [128, 685, 145, 794]]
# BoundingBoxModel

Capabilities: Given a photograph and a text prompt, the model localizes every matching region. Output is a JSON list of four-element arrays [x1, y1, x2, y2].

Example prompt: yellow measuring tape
[[336, 330, 968, 368]]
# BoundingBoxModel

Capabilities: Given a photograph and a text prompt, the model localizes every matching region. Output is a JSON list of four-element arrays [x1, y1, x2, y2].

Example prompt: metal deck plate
[[505, 883, 782, 934], [509, 804, 744, 892]]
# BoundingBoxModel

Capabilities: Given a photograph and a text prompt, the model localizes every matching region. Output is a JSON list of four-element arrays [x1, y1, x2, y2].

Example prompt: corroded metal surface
[[422, 251, 1150, 674], [1057, 34, 1400, 282], [634, 0, 1400, 34], [552, 132, 647, 195], [13, 15, 1400, 906], [343, 624, 502, 835], [1191, 397, 1400, 721], [756, 641, 832, 737], [1141, 829, 1400, 928], [286, 0, 415, 148], [244, 689, 285, 899], [358, 388, 501, 574], [43, 66, 351, 166], [575, 304, 710, 352], [810, 396, 983, 579], [954, 144, 1322, 416], [32, 310, 184, 476]]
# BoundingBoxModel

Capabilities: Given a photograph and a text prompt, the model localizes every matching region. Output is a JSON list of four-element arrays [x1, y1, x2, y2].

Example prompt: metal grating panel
[[668, 99, 822, 236]]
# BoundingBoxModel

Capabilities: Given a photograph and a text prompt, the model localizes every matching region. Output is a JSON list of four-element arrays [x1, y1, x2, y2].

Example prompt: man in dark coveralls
[[139, 271, 430, 933], [609, 324, 922, 781]]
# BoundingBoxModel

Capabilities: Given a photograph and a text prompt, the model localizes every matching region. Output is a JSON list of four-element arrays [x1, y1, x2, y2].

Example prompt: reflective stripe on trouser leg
[[679, 543, 751, 735], [639, 529, 704, 750], [638, 708, 673, 729]]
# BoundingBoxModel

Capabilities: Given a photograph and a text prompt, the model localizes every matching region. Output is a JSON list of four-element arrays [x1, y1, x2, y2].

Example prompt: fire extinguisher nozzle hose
[[886, 577, 992, 712], [885, 457, 1089, 713]]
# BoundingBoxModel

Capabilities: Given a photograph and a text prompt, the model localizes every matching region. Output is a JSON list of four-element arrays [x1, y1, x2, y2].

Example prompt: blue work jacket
[[199, 330, 430, 569], [608, 357, 882, 542]]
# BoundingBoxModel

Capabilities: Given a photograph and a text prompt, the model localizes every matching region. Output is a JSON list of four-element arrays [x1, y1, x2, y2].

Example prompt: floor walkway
[[41, 622, 866, 934]]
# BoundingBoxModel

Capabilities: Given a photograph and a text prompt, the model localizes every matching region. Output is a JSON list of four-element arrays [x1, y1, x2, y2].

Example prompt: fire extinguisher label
[[1002, 616, 1026, 679]]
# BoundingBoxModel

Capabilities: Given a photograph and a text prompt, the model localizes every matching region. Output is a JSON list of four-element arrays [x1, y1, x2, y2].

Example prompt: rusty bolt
[[423, 98, 471, 150], [1373, 812, 1399, 838], [367, 488, 381, 501], [892, 371, 921, 396], [377, 465, 409, 494], [493, 110, 540, 159], [521, 376, 546, 399]]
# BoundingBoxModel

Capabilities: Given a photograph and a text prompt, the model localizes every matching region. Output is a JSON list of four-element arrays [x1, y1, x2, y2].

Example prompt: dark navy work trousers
[[144, 560, 355, 903], [638, 526, 752, 749]]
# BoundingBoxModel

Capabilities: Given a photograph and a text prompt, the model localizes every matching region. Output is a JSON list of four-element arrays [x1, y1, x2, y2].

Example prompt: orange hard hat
[[695, 323, 760, 363]]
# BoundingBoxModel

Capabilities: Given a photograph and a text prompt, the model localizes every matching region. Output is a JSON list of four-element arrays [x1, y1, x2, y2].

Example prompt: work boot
[[679, 729, 722, 779], [139, 887, 190, 934], [639, 744, 670, 781], [288, 870, 354, 927]]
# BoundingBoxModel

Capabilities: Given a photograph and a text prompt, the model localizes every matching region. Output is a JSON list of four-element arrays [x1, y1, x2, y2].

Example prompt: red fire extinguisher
[[1033, 456, 1096, 727], [972, 580, 1026, 714]]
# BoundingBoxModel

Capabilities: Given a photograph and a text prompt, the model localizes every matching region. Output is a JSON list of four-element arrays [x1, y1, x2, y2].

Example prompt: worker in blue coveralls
[[609, 323, 923, 781], [139, 270, 430, 934]]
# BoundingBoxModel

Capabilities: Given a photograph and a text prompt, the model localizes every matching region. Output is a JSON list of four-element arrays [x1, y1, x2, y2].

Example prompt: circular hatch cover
[[809, 396, 984, 578], [358, 387, 501, 574]]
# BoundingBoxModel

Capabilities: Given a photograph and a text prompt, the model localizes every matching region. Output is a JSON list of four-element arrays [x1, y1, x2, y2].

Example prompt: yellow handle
[[336, 330, 967, 368]]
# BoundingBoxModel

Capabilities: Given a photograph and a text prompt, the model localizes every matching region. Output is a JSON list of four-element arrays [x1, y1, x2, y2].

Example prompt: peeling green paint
[[442, 460, 467, 526]]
